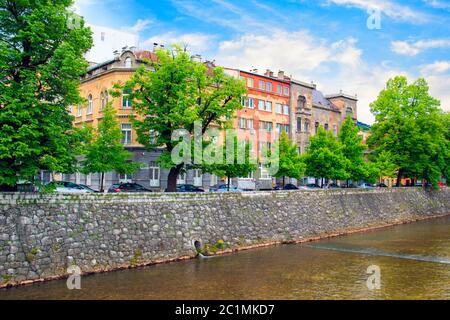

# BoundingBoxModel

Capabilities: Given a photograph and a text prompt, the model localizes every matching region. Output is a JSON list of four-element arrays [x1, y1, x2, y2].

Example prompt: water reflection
[[1, 216, 449, 300]]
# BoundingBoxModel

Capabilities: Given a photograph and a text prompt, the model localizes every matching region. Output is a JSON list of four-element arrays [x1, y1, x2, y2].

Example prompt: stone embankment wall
[[0, 188, 449, 287]]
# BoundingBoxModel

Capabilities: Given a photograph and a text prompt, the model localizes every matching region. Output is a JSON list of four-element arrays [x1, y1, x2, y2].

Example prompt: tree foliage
[[304, 126, 348, 185], [122, 46, 247, 191], [368, 76, 448, 187], [339, 116, 368, 184], [0, 0, 93, 187], [204, 137, 256, 191], [81, 103, 140, 192], [273, 131, 305, 186]]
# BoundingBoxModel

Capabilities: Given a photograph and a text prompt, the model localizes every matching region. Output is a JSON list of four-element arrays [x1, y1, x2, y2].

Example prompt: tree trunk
[[227, 176, 231, 191], [347, 179, 350, 188], [166, 164, 183, 192], [321, 177, 324, 188], [396, 170, 402, 187], [100, 172, 105, 193], [282, 176, 286, 188]]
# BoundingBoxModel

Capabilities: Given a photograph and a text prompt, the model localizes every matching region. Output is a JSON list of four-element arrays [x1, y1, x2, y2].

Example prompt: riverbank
[[1, 188, 449, 288]]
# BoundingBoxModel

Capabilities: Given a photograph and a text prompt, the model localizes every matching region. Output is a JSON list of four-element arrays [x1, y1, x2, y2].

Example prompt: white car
[[47, 181, 94, 193]]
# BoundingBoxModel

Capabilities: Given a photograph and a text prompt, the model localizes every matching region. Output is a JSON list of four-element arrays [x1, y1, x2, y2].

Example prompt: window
[[87, 94, 93, 114], [283, 104, 289, 115], [177, 172, 186, 185], [276, 103, 283, 114], [346, 107, 353, 118], [122, 89, 132, 108], [149, 161, 160, 187], [298, 144, 302, 155], [77, 104, 82, 117], [315, 122, 320, 134], [297, 96, 306, 112], [125, 57, 132, 68], [259, 121, 273, 132], [247, 78, 254, 88], [284, 124, 290, 133], [259, 80, 265, 90], [297, 118, 302, 132], [100, 92, 106, 110], [304, 120, 310, 133], [260, 163, 271, 180], [276, 123, 283, 134], [101, 32, 105, 41], [333, 125, 338, 137], [265, 101, 272, 112], [266, 82, 272, 92], [284, 86, 289, 96], [324, 123, 329, 131], [193, 169, 203, 187], [247, 119, 254, 130], [149, 130, 158, 145], [258, 100, 265, 111], [242, 97, 254, 109], [238, 118, 247, 129], [121, 124, 132, 145], [277, 84, 282, 94]]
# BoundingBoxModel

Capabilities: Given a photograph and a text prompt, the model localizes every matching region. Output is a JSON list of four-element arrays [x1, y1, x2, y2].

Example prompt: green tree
[[121, 46, 246, 192], [304, 126, 348, 187], [339, 116, 368, 187], [273, 131, 305, 187], [205, 137, 256, 191], [368, 76, 448, 187], [369, 150, 399, 186], [81, 104, 141, 192], [0, 0, 93, 188]]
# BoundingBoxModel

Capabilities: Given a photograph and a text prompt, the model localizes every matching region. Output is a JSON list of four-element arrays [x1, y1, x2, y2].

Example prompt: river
[[1, 216, 449, 300]]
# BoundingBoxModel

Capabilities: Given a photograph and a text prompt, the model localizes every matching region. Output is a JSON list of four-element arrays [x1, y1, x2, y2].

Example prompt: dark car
[[108, 183, 152, 193], [78, 184, 99, 193], [377, 183, 388, 188], [209, 184, 227, 192], [274, 184, 299, 190], [324, 183, 341, 189], [299, 183, 322, 190], [166, 184, 204, 193]]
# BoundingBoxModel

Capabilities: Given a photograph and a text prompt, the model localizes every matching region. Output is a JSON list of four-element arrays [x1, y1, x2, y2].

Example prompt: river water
[[1, 216, 449, 300]]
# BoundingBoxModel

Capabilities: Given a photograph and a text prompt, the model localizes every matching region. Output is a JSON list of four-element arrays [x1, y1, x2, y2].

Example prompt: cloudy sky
[[74, 0, 450, 124]]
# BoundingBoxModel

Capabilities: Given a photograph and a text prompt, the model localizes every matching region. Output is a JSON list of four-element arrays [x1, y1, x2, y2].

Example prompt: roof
[[357, 121, 371, 131], [312, 90, 340, 111], [325, 93, 358, 101]]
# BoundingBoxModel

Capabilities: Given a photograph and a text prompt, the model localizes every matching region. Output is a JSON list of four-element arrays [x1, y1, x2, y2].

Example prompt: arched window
[[100, 92, 105, 110], [297, 96, 306, 112], [125, 57, 132, 68], [315, 121, 320, 134], [346, 107, 353, 118], [87, 94, 93, 114], [304, 120, 310, 133]]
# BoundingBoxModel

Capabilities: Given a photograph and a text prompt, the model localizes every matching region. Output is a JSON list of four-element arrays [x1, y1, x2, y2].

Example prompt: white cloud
[[420, 61, 450, 75], [213, 30, 399, 124], [129, 19, 153, 34], [425, 75, 450, 112], [323, 0, 429, 23], [391, 39, 450, 56], [142, 32, 216, 53], [423, 0, 450, 10]]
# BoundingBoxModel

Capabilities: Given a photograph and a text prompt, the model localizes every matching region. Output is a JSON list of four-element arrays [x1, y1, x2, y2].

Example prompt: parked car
[[324, 183, 341, 189], [47, 181, 95, 193], [274, 184, 299, 190], [78, 184, 99, 193], [108, 183, 152, 193], [357, 183, 376, 189], [210, 184, 243, 192], [167, 184, 204, 193], [377, 183, 388, 188], [299, 183, 322, 190]]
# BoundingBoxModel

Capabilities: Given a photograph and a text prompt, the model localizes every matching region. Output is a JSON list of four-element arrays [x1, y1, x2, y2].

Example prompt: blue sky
[[74, 0, 450, 124]]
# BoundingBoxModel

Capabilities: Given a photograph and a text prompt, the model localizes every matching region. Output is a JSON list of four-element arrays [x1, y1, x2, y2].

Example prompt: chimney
[[113, 50, 120, 59], [278, 70, 285, 79], [264, 69, 273, 77], [122, 46, 128, 52]]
